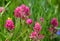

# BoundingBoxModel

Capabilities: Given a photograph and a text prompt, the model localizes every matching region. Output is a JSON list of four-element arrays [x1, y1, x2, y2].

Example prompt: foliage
[[0, 0, 60, 41]]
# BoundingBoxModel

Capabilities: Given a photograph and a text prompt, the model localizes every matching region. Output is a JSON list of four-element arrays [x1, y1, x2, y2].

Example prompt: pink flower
[[34, 22, 42, 33], [14, 7, 21, 18], [26, 19, 32, 25], [14, 4, 30, 18], [20, 4, 30, 14], [37, 34, 44, 39], [24, 6, 30, 15], [51, 18, 58, 27], [5, 18, 14, 30], [40, 17, 44, 23], [0, 7, 5, 13], [30, 31, 37, 39]]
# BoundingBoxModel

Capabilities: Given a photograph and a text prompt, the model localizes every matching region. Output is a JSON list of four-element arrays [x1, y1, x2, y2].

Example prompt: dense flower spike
[[26, 19, 32, 25], [40, 17, 44, 23], [5, 18, 14, 30], [0, 7, 5, 13], [56, 30, 60, 35], [14, 4, 30, 19], [30, 31, 37, 39], [34, 22, 42, 33], [51, 18, 58, 27], [30, 22, 44, 40]]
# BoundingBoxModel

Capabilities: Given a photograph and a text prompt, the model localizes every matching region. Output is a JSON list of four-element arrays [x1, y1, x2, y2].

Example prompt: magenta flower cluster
[[34, 22, 42, 33], [40, 17, 44, 23], [51, 18, 58, 27], [26, 19, 32, 25], [30, 22, 44, 40], [48, 18, 58, 36], [5, 4, 32, 30], [14, 4, 30, 19], [5, 18, 14, 30]]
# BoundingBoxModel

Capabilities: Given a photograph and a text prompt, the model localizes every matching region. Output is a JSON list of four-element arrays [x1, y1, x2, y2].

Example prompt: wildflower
[[40, 17, 44, 23], [14, 7, 21, 18], [34, 22, 42, 33], [14, 4, 30, 19], [26, 18, 32, 25], [30, 31, 37, 39], [30, 22, 44, 40], [5, 18, 14, 30], [51, 18, 58, 27], [30, 31, 44, 40], [37, 34, 44, 39], [20, 4, 30, 16]]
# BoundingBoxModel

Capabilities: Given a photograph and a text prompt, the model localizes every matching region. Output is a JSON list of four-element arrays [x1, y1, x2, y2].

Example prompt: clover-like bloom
[[40, 17, 44, 23], [5, 18, 14, 30], [51, 18, 58, 27], [34, 22, 42, 33], [30, 31, 37, 39], [26, 18, 32, 25], [14, 4, 30, 19]]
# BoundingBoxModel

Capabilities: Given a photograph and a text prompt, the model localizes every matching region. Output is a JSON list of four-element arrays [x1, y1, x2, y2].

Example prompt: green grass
[[0, 0, 60, 41]]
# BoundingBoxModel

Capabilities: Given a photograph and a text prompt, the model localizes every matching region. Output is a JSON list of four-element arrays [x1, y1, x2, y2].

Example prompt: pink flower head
[[30, 31, 37, 39], [24, 6, 30, 14], [5, 18, 14, 30], [40, 17, 44, 23], [0, 7, 5, 13], [20, 4, 30, 14], [37, 34, 44, 39], [14, 7, 21, 18], [14, 4, 30, 18], [51, 18, 58, 27], [34, 22, 42, 33], [26, 19, 32, 25]]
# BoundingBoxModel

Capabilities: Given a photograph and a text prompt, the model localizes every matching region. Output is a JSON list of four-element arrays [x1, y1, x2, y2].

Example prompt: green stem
[[0, 1, 11, 16]]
